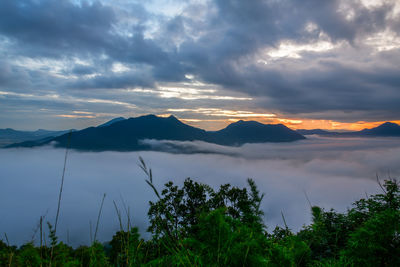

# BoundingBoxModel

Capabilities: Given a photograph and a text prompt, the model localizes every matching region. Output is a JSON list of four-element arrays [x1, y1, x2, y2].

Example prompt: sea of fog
[[1, 135, 400, 247]]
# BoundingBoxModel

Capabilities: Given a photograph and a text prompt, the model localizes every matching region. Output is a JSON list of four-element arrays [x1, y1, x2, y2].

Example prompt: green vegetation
[[1, 159, 399, 266]]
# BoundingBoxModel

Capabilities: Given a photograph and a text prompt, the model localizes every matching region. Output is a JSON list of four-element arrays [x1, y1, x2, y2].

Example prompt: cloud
[[70, 69, 156, 89], [0, 0, 115, 57], [159, 0, 400, 121], [141, 135, 400, 164], [0, 0, 400, 128], [1, 136, 399, 247]]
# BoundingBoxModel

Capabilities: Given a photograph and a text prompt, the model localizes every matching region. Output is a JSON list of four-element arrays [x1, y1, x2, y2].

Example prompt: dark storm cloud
[[0, 0, 399, 123], [70, 69, 155, 89], [170, 0, 400, 120], [240, 59, 400, 118], [71, 64, 96, 76], [293, 0, 391, 42], [0, 60, 66, 94], [0, 0, 115, 58], [0, 0, 169, 64], [175, 0, 392, 62]]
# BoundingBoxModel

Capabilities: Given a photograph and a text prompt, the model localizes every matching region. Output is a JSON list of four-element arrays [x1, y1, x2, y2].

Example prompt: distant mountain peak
[[98, 117, 126, 127], [297, 122, 400, 137], [227, 120, 288, 130], [142, 114, 159, 119], [228, 120, 262, 127], [360, 121, 400, 132], [357, 121, 400, 136], [167, 114, 179, 120], [212, 119, 305, 145], [132, 114, 182, 123], [377, 122, 399, 128], [296, 129, 333, 135]]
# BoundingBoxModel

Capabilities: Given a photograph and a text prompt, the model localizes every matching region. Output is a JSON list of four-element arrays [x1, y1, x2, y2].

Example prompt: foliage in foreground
[[1, 172, 399, 266]]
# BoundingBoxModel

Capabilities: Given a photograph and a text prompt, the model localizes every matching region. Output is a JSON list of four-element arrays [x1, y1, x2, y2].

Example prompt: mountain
[[6, 115, 305, 151], [209, 120, 305, 145], [28, 115, 208, 151], [0, 128, 72, 147], [296, 122, 400, 137], [97, 117, 126, 127], [296, 129, 334, 135], [356, 122, 400, 136]]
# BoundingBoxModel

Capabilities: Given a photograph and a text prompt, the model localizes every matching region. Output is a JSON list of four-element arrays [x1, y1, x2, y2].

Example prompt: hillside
[[208, 120, 305, 145], [0, 128, 72, 147], [6, 115, 305, 151]]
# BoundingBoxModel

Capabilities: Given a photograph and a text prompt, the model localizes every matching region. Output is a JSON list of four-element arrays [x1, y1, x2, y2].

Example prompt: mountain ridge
[[0, 128, 73, 147], [296, 122, 400, 137], [6, 115, 305, 151]]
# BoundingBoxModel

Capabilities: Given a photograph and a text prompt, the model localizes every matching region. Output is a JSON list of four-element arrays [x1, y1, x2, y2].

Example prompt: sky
[[0, 0, 400, 131], [1, 136, 399, 246]]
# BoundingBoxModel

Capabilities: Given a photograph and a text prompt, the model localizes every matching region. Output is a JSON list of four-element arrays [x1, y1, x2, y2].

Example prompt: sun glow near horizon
[[159, 110, 400, 131]]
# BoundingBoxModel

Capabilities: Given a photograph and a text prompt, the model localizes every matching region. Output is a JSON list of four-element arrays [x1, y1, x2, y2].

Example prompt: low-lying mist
[[1, 135, 399, 247]]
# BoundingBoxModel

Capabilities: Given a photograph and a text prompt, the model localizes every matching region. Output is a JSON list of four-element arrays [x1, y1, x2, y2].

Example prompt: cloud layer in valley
[[1, 136, 399, 247]]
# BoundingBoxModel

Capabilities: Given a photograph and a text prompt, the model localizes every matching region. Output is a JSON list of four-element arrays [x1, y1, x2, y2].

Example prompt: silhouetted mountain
[[98, 117, 126, 127], [296, 122, 400, 137], [208, 120, 305, 145], [296, 129, 334, 135], [33, 115, 208, 151], [0, 128, 72, 147], [7, 115, 306, 151], [356, 122, 400, 136]]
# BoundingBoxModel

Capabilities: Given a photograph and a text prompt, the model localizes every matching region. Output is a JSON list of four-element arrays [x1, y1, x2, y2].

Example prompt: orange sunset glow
[[179, 116, 400, 131], [271, 119, 400, 131]]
